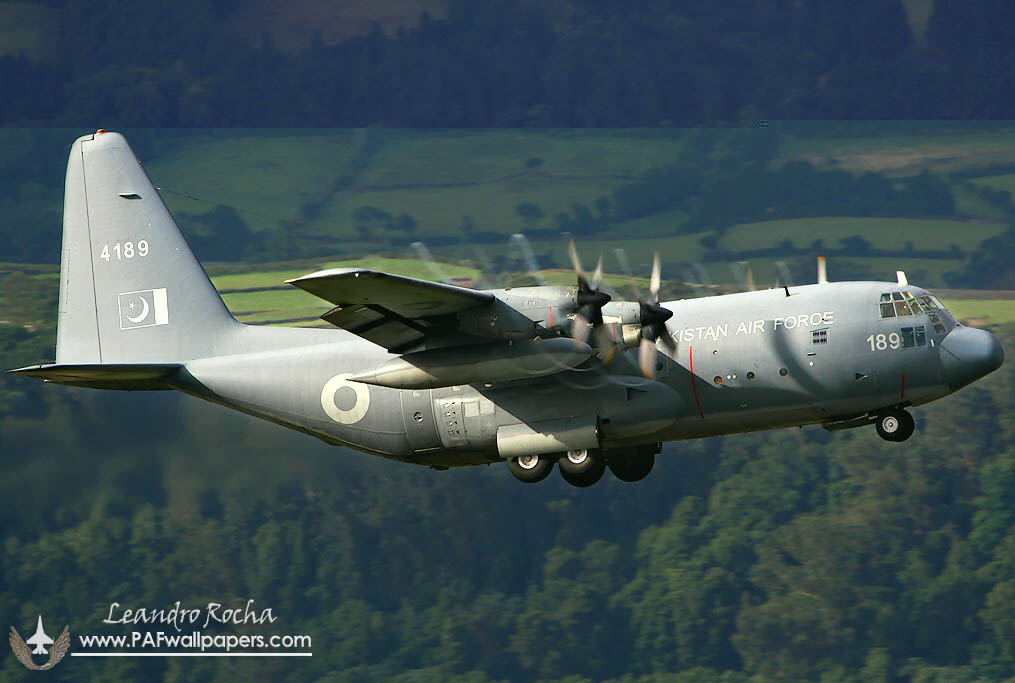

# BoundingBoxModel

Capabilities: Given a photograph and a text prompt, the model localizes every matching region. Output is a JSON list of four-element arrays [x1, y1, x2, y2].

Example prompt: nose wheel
[[875, 409, 915, 442]]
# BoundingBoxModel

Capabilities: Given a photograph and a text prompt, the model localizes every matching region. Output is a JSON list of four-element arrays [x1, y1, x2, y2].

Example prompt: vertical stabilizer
[[56, 131, 237, 364]]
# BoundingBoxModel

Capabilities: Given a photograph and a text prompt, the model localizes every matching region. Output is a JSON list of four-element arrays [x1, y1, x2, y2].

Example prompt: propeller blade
[[614, 248, 641, 301], [613, 248, 634, 278], [649, 252, 661, 303], [509, 233, 547, 286], [568, 238, 584, 275], [658, 327, 677, 351], [571, 313, 590, 345], [471, 245, 500, 289], [638, 337, 657, 378], [595, 324, 618, 364], [568, 238, 592, 291], [591, 253, 604, 290], [411, 241, 452, 284]]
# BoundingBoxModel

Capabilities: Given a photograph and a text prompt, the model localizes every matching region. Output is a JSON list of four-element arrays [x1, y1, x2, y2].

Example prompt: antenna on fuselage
[[897, 270, 908, 286], [817, 256, 828, 284]]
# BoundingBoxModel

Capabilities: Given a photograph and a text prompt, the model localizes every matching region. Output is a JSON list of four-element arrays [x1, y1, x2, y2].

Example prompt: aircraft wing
[[286, 268, 495, 352]]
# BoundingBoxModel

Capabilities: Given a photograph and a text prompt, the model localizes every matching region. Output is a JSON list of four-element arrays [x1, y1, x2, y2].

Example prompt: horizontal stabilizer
[[8, 363, 181, 390]]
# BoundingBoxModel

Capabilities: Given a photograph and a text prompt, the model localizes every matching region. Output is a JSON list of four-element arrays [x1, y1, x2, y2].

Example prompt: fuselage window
[[894, 299, 914, 316], [900, 325, 927, 349]]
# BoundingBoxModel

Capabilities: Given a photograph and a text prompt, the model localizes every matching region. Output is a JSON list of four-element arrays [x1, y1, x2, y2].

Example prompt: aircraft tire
[[558, 448, 604, 476], [559, 458, 606, 488], [895, 410, 915, 441], [876, 409, 912, 442], [607, 451, 656, 482], [507, 455, 554, 483]]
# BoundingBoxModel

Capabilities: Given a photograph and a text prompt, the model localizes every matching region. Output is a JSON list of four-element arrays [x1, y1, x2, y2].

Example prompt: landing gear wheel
[[607, 451, 656, 482], [507, 454, 554, 483], [558, 449, 606, 488], [876, 409, 915, 442], [897, 410, 915, 441]]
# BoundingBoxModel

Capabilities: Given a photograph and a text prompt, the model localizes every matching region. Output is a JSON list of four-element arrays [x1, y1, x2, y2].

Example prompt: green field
[[969, 173, 1015, 194], [952, 184, 1012, 220], [940, 299, 1015, 325], [5, 127, 1006, 292], [780, 126, 1015, 176], [717, 216, 1002, 252], [149, 133, 359, 229], [151, 129, 1015, 246], [154, 130, 690, 241]]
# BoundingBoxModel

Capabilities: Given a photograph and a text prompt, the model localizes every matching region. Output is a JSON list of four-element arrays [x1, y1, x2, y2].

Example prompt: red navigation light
[[96, 129, 106, 134]]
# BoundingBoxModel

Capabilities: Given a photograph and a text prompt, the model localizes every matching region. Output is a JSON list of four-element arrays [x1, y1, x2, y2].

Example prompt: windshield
[[879, 290, 950, 334]]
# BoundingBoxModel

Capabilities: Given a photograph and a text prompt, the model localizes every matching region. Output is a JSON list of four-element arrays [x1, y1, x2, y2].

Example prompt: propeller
[[510, 233, 548, 286], [636, 253, 676, 378], [567, 239, 612, 347], [411, 241, 456, 284]]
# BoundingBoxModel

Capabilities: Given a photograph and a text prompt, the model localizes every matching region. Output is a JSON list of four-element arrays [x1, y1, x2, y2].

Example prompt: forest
[[1, 1, 1013, 127]]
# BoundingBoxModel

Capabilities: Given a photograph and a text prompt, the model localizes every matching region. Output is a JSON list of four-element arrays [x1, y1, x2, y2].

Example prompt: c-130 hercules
[[11, 132, 1005, 487]]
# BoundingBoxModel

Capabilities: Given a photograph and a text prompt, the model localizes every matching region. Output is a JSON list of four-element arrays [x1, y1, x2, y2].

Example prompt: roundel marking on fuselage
[[321, 373, 370, 424]]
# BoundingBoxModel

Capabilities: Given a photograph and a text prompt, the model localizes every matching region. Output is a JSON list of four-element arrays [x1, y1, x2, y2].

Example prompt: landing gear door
[[400, 389, 442, 454]]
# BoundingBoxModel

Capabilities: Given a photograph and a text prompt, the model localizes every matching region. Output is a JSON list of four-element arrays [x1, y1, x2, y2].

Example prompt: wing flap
[[321, 304, 428, 352]]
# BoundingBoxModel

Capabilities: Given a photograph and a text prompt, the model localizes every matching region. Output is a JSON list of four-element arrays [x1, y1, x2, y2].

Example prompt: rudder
[[57, 131, 237, 364]]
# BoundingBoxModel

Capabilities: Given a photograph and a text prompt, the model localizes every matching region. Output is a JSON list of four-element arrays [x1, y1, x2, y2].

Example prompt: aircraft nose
[[939, 326, 1005, 391]]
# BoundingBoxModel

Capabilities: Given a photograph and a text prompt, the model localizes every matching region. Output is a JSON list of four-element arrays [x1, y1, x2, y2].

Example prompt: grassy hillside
[[780, 126, 1015, 176], [3, 127, 1013, 288], [143, 127, 1014, 290], [716, 217, 993, 252]]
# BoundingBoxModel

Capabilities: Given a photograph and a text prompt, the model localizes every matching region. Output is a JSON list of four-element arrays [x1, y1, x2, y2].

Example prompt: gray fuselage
[[170, 280, 1001, 467]]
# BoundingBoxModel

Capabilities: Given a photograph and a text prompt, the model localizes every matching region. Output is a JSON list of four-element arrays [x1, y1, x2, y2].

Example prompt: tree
[[515, 202, 544, 227]]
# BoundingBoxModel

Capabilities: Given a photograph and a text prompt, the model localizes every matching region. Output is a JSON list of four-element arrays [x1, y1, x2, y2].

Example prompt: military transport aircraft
[[11, 132, 1006, 487]]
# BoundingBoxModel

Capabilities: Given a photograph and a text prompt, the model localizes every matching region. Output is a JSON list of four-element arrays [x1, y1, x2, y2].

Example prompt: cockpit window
[[879, 290, 949, 320]]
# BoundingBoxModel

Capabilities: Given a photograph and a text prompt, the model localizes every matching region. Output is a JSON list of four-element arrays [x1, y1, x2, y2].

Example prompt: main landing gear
[[875, 408, 915, 442], [506, 446, 658, 486]]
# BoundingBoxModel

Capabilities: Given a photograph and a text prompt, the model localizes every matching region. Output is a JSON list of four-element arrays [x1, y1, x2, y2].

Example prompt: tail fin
[[56, 131, 237, 364]]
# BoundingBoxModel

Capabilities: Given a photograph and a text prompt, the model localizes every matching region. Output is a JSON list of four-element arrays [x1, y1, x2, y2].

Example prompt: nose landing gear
[[875, 408, 915, 442]]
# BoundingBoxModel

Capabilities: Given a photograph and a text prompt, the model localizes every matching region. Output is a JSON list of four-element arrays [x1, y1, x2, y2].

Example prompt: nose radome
[[939, 326, 1005, 391]]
